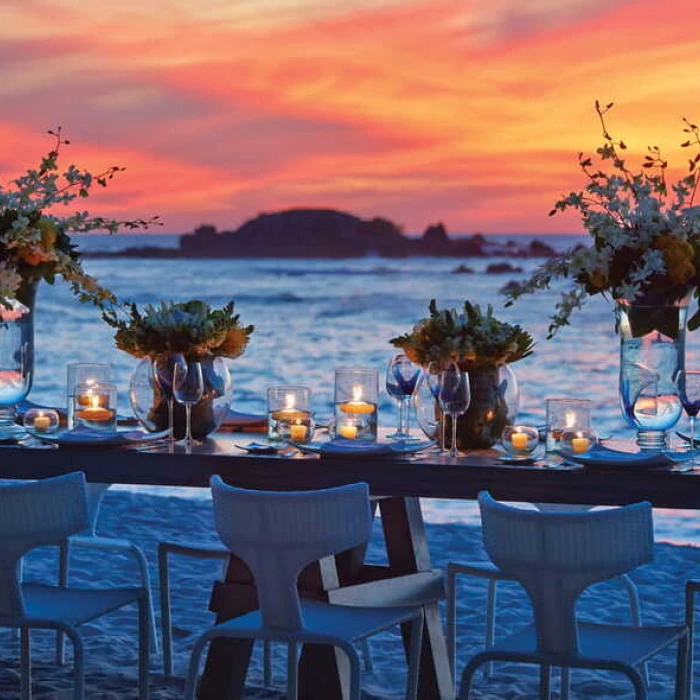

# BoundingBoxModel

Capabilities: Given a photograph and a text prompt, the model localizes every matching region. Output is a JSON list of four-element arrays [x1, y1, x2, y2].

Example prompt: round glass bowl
[[501, 425, 539, 456], [23, 408, 61, 435], [561, 429, 596, 455]]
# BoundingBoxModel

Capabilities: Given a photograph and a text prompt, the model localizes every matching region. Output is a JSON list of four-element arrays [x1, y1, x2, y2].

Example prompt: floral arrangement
[[102, 299, 254, 361], [505, 102, 700, 337], [390, 299, 534, 371], [0, 127, 158, 307]]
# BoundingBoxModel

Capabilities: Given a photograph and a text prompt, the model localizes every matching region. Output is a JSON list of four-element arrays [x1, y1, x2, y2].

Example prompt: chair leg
[[621, 667, 647, 700], [56, 540, 69, 666], [458, 654, 488, 700], [620, 574, 649, 688], [157, 545, 173, 675], [287, 642, 298, 700], [263, 640, 273, 687], [138, 596, 150, 700], [405, 614, 424, 700], [445, 564, 459, 689], [539, 664, 551, 700], [20, 627, 31, 700], [184, 631, 215, 700], [560, 667, 570, 700], [484, 578, 497, 679], [64, 627, 84, 700], [675, 634, 690, 700], [127, 543, 159, 655]]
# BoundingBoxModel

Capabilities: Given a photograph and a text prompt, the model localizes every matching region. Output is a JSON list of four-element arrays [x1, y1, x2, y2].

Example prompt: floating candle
[[76, 395, 115, 424], [338, 424, 358, 440], [340, 387, 376, 415]]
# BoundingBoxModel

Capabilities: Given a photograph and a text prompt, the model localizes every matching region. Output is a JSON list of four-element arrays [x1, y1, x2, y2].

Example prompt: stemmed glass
[[676, 369, 700, 454], [386, 353, 421, 440], [424, 362, 446, 453], [153, 355, 186, 447], [173, 360, 204, 452], [438, 364, 471, 458]]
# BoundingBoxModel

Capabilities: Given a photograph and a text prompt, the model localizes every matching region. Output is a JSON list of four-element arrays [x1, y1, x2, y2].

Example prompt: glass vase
[[0, 281, 36, 441], [617, 297, 688, 450], [130, 355, 233, 440], [448, 364, 518, 450]]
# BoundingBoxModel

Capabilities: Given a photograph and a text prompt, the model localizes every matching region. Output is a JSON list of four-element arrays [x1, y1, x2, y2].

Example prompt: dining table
[[3, 432, 700, 700]]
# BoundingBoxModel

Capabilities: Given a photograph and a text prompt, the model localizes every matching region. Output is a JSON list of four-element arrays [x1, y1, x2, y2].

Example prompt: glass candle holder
[[267, 386, 314, 443], [67, 363, 112, 429], [23, 408, 60, 435], [74, 382, 117, 431], [334, 367, 378, 442], [501, 425, 539, 456], [561, 429, 596, 455], [545, 398, 592, 453]]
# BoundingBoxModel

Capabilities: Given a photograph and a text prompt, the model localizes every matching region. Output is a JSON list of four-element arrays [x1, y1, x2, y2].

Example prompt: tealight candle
[[338, 424, 358, 440], [511, 431, 529, 451], [501, 425, 539, 456], [289, 422, 308, 442], [33, 413, 52, 432], [23, 408, 61, 435], [571, 435, 591, 454]]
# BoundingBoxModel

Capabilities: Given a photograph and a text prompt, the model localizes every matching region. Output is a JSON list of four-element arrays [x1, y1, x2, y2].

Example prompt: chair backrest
[[211, 476, 372, 631], [478, 491, 653, 657], [0, 472, 88, 618]]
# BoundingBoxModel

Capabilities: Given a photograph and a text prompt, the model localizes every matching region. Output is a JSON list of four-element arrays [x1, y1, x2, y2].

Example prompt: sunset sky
[[2, 0, 700, 235]]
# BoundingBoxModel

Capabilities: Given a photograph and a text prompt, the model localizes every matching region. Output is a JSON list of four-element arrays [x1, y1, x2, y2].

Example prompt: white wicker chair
[[0, 472, 150, 699], [184, 478, 424, 700]]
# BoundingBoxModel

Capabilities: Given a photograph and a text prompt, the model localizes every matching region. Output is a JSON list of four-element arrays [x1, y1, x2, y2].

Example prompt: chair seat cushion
[[21, 583, 145, 626], [214, 598, 421, 643], [492, 621, 685, 667]]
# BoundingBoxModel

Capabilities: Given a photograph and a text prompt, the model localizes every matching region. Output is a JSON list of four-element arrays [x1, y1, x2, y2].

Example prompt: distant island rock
[[485, 262, 523, 274], [84, 208, 559, 259]]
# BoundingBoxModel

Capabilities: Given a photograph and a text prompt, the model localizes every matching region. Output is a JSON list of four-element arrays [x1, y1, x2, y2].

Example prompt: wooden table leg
[[380, 496, 454, 700]]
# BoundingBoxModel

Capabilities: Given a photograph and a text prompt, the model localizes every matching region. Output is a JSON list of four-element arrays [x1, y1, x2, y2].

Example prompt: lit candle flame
[[90, 395, 100, 409], [565, 411, 576, 429], [285, 393, 296, 410], [352, 385, 363, 402]]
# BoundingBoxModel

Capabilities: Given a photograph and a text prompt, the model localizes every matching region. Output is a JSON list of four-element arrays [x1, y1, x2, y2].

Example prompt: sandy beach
[[3, 488, 700, 699]]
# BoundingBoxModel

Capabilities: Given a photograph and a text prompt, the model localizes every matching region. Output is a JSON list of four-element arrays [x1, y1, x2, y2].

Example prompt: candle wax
[[571, 437, 591, 454], [76, 407, 115, 422], [33, 414, 51, 432], [511, 432, 529, 451], [289, 424, 308, 442], [339, 401, 375, 415], [338, 424, 358, 439]]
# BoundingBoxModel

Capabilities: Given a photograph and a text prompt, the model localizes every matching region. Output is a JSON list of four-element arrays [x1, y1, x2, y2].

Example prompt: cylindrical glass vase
[[334, 367, 378, 442], [617, 296, 688, 450], [267, 386, 314, 443]]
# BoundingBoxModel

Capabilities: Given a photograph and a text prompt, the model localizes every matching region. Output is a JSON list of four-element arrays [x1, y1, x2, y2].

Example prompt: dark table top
[[2, 434, 700, 510]]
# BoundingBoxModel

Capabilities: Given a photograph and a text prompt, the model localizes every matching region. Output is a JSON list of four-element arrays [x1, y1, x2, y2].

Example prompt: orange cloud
[[1, 0, 700, 234]]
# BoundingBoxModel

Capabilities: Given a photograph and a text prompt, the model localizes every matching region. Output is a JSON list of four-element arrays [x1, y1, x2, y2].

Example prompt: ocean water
[[23, 233, 700, 545]]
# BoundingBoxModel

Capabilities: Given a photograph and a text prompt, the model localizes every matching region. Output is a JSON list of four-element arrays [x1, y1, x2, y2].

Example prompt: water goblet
[[386, 353, 421, 440], [676, 369, 700, 453], [438, 364, 471, 458], [424, 361, 446, 452], [173, 360, 204, 452]]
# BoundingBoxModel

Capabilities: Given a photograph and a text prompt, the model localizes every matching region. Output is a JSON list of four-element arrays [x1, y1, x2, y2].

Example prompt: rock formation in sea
[[84, 208, 559, 259]]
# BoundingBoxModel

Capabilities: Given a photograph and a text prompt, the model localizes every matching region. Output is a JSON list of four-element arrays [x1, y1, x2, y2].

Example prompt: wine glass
[[386, 353, 421, 440], [424, 362, 446, 452], [438, 364, 471, 458], [153, 354, 186, 447], [676, 369, 700, 453], [173, 360, 204, 452]]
